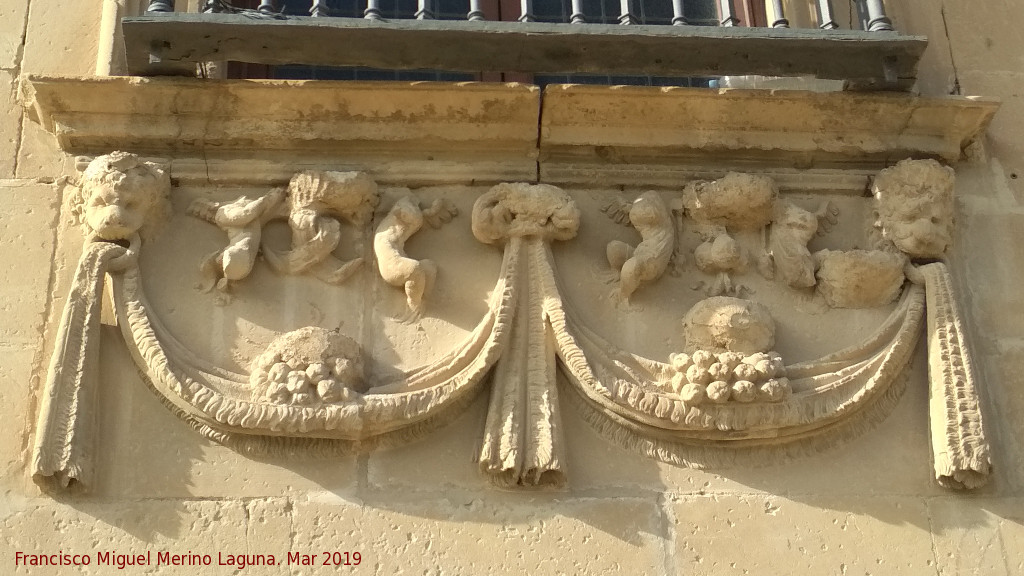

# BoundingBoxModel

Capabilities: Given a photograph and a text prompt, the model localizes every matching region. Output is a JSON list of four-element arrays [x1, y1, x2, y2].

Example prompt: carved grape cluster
[[668, 350, 790, 405], [249, 327, 365, 406], [261, 354, 363, 406]]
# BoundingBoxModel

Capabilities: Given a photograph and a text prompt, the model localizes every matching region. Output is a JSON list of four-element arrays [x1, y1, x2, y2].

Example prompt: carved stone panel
[[32, 153, 990, 491]]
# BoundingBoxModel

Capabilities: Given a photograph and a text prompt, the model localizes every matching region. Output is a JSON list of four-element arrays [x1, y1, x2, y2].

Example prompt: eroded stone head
[[682, 296, 775, 355], [815, 249, 906, 309], [682, 172, 777, 231], [75, 151, 171, 241], [872, 159, 955, 259], [288, 170, 379, 226]]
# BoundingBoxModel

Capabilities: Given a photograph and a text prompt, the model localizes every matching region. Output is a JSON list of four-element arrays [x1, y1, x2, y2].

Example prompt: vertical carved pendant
[[479, 238, 566, 487], [473, 184, 580, 487], [33, 243, 129, 487], [919, 262, 991, 489]]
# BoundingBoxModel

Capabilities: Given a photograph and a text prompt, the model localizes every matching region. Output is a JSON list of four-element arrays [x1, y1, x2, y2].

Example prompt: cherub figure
[[189, 171, 380, 293], [603, 191, 675, 302], [760, 199, 838, 289], [263, 171, 379, 284], [73, 151, 171, 243], [374, 195, 458, 318], [872, 159, 955, 259], [188, 188, 285, 292]]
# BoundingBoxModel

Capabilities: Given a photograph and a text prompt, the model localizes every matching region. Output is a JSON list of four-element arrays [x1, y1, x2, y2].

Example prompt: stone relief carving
[[668, 298, 790, 406], [188, 189, 284, 293], [31, 152, 990, 492], [761, 200, 838, 289], [872, 159, 955, 258], [374, 195, 458, 318], [189, 170, 379, 294], [602, 192, 675, 302], [34, 152, 171, 486], [815, 249, 906, 308], [249, 327, 366, 406]]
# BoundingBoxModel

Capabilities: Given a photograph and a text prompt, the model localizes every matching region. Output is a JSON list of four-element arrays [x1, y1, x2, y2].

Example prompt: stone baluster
[[310, 0, 330, 16]]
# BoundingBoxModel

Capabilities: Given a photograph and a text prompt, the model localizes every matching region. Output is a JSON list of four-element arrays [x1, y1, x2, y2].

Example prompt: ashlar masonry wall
[[2, 0, 1024, 575]]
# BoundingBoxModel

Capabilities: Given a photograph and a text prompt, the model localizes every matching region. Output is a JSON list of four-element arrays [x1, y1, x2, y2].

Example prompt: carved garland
[[31, 153, 990, 490]]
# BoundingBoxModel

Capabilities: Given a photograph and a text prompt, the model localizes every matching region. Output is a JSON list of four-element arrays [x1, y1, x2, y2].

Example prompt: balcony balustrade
[[123, 0, 922, 89]]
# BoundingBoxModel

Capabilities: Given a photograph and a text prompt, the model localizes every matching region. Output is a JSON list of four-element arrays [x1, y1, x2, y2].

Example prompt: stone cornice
[[23, 76, 999, 187], [23, 76, 543, 184], [539, 84, 1000, 168]]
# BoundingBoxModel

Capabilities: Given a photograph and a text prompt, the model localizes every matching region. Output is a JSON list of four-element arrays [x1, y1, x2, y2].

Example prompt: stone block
[[0, 345, 37, 493], [241, 498, 293, 576], [0, 181, 58, 346], [1, 498, 264, 575], [975, 346, 1024, 494], [0, 71, 20, 179], [883, 0, 957, 95], [367, 393, 490, 491], [942, 2, 1024, 76], [292, 495, 665, 575], [20, 0, 101, 76], [14, 115, 70, 180], [955, 212, 1024, 342], [673, 494, 936, 575], [0, 0, 29, 70], [957, 70, 1024, 204], [99, 336, 360, 499], [928, 497, 1024, 576]]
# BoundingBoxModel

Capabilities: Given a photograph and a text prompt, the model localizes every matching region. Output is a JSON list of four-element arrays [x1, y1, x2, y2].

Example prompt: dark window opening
[[224, 0, 733, 85]]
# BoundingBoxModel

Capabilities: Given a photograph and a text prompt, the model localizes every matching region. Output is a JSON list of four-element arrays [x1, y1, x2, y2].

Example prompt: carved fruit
[[670, 372, 688, 395], [269, 362, 291, 383], [686, 364, 712, 386], [286, 371, 312, 393], [317, 378, 342, 403], [266, 381, 290, 403], [691, 350, 716, 369], [669, 352, 692, 373], [753, 359, 775, 380], [330, 356, 363, 390], [706, 380, 732, 403], [733, 363, 759, 383], [732, 380, 756, 402], [291, 392, 315, 405], [759, 378, 791, 402], [679, 383, 706, 405], [743, 352, 768, 366], [708, 362, 731, 382], [716, 351, 744, 371], [306, 362, 330, 382]]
